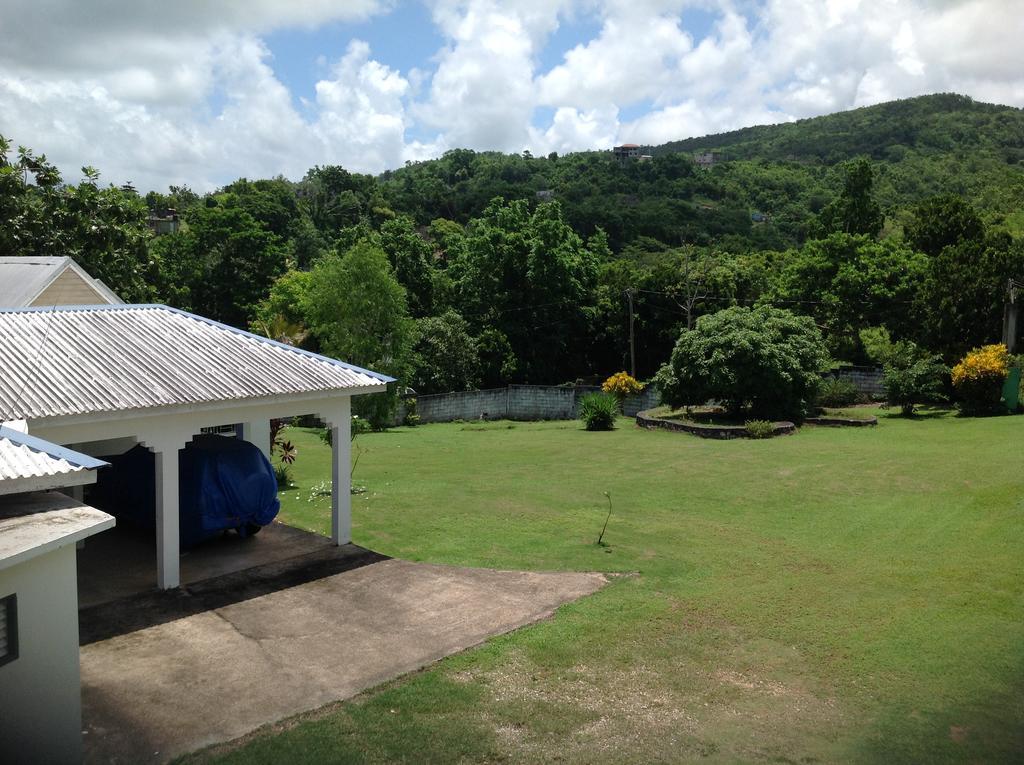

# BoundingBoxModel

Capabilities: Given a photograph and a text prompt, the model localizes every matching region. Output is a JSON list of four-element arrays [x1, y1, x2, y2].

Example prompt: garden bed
[[804, 407, 878, 427], [636, 407, 795, 439]]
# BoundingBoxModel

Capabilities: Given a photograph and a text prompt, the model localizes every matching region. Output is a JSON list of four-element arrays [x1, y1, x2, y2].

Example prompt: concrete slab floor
[[78, 521, 333, 608], [80, 559, 607, 764]]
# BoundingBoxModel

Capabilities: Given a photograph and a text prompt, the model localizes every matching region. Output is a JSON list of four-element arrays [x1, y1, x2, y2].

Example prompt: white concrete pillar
[[153, 445, 180, 589], [145, 434, 190, 590], [239, 419, 272, 462], [323, 398, 352, 546]]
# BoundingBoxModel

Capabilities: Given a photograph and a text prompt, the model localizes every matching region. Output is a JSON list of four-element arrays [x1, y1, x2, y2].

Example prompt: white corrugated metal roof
[[0, 256, 67, 307], [0, 256, 124, 307], [0, 425, 107, 488], [0, 305, 393, 420]]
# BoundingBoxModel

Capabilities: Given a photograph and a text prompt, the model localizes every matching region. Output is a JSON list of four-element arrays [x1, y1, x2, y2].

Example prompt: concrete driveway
[[80, 557, 606, 763]]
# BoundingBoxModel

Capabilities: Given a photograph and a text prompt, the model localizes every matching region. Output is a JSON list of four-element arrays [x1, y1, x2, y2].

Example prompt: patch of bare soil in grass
[[460, 638, 848, 764]]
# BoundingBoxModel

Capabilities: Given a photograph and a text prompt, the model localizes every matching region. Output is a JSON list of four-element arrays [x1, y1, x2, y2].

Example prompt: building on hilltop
[[694, 151, 723, 168], [613, 144, 642, 162]]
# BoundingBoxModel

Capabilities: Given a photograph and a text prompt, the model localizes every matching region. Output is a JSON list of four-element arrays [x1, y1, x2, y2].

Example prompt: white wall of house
[[0, 545, 83, 763]]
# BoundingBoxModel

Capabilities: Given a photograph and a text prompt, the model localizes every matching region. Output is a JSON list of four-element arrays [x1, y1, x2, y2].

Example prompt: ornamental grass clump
[[602, 371, 644, 411], [952, 344, 1010, 415], [579, 393, 617, 431]]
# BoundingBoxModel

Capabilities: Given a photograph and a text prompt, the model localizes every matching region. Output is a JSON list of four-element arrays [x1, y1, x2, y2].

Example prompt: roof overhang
[[24, 385, 387, 431], [0, 491, 115, 572], [0, 425, 108, 495]]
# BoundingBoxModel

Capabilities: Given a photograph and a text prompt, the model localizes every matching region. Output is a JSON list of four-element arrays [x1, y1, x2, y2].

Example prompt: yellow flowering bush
[[951, 344, 1009, 415], [602, 371, 645, 413], [602, 371, 644, 399]]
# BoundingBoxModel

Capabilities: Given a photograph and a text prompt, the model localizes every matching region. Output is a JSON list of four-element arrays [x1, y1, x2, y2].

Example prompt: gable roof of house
[[0, 304, 393, 421], [0, 425, 108, 494], [0, 256, 123, 307]]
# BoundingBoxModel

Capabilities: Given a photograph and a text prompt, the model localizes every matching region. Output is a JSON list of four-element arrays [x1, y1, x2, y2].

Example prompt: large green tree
[[156, 204, 288, 327], [302, 240, 413, 427], [410, 310, 480, 394], [656, 305, 830, 421], [450, 198, 599, 383], [770, 233, 928, 359], [816, 158, 884, 238]]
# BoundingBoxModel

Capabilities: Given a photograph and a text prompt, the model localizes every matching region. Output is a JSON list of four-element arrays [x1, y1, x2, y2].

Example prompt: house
[[694, 151, 723, 168], [147, 209, 180, 236], [613, 144, 642, 162], [0, 425, 114, 763], [0, 256, 122, 308], [0, 304, 392, 591]]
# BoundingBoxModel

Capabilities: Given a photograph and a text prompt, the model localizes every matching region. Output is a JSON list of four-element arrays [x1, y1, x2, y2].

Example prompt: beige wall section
[[31, 267, 108, 306], [0, 545, 83, 764]]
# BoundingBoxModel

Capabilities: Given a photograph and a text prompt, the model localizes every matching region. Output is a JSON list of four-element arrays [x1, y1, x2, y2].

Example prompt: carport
[[0, 304, 392, 590]]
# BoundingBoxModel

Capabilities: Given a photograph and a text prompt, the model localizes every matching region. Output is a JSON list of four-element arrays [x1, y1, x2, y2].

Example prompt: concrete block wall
[[404, 384, 661, 424], [414, 387, 509, 423], [507, 385, 576, 420], [827, 366, 885, 398], [622, 386, 661, 416]]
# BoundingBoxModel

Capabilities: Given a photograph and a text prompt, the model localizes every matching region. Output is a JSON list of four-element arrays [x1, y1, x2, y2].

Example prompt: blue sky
[[0, 0, 1018, 191]]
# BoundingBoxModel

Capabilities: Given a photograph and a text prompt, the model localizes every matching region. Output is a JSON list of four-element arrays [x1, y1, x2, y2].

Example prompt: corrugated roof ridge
[[0, 303, 396, 384]]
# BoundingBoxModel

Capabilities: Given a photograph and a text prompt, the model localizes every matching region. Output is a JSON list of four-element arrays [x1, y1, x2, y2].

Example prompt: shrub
[[402, 397, 420, 427], [883, 357, 948, 416], [952, 344, 1010, 415], [815, 377, 862, 408], [273, 462, 293, 488], [744, 420, 775, 439], [602, 371, 644, 409], [579, 393, 617, 431], [860, 327, 947, 416], [655, 306, 830, 422]]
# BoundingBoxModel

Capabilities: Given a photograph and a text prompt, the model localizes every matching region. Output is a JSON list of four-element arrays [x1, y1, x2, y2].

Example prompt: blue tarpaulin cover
[[93, 433, 280, 547]]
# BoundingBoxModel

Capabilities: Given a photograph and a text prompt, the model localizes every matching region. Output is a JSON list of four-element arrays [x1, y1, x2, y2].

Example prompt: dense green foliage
[[861, 327, 948, 415], [3, 93, 1023, 405], [301, 242, 412, 428], [409, 310, 481, 395], [656, 306, 830, 421], [0, 137, 158, 302], [815, 377, 863, 408]]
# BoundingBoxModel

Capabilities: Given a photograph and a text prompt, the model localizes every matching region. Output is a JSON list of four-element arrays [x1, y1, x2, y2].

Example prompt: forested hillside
[[2, 93, 1022, 423]]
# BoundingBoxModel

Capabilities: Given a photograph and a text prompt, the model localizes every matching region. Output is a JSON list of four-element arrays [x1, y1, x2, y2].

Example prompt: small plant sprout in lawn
[[596, 491, 613, 548]]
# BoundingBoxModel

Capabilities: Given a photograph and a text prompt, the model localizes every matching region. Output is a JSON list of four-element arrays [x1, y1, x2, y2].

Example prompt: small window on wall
[[0, 594, 17, 667]]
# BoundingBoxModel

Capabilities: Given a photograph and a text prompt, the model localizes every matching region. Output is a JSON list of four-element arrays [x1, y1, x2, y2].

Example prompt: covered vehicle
[[92, 433, 280, 547]]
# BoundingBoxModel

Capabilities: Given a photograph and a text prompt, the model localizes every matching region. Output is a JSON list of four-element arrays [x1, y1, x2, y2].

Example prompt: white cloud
[[537, 4, 693, 109], [414, 0, 568, 152], [0, 0, 1021, 191], [314, 41, 411, 172]]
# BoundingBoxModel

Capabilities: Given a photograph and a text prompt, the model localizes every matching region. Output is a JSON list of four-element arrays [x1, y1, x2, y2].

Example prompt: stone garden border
[[804, 413, 878, 427], [635, 409, 796, 439]]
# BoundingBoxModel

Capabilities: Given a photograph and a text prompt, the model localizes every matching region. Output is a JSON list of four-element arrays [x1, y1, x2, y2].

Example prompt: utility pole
[[626, 287, 637, 378], [1003, 278, 1020, 353]]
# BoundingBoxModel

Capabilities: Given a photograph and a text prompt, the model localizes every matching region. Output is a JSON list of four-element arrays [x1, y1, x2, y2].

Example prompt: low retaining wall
[[403, 384, 661, 424], [635, 409, 796, 439], [804, 414, 878, 427]]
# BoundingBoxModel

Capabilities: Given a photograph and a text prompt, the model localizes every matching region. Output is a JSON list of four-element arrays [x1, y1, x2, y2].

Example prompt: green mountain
[[379, 94, 1024, 251], [654, 93, 1024, 165]]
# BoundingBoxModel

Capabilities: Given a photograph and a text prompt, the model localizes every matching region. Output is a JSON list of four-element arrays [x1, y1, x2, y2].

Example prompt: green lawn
[[194, 411, 1024, 764]]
